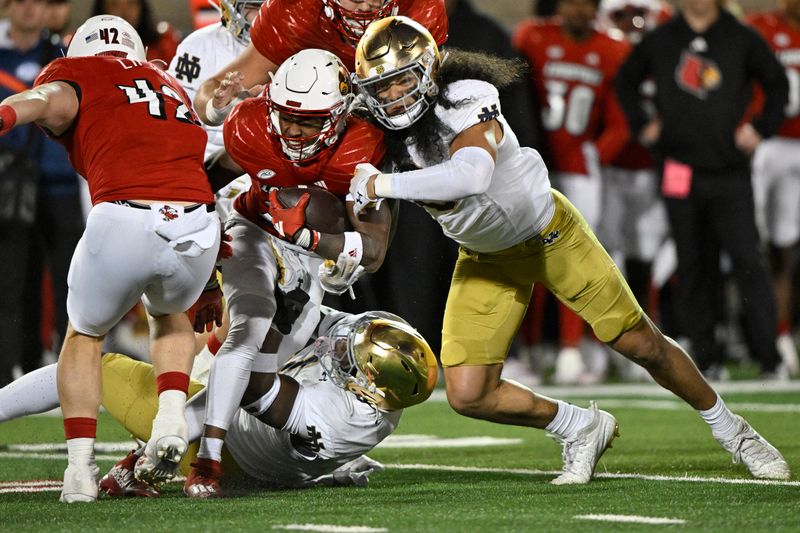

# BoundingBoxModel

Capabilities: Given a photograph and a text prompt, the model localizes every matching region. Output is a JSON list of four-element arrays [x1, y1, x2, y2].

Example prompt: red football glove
[[267, 189, 319, 251], [218, 231, 233, 260], [187, 276, 223, 333]]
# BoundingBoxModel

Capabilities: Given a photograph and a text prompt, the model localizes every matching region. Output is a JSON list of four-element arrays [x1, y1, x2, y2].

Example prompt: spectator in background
[[615, 0, 789, 379], [513, 0, 631, 384], [0, 0, 82, 386], [747, 0, 800, 378], [91, 0, 180, 63], [45, 0, 72, 44]]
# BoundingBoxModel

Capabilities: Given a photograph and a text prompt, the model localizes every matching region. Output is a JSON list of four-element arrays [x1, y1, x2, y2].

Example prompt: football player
[[186, 48, 394, 497], [349, 16, 790, 483], [513, 0, 632, 384], [0, 15, 221, 502], [191, 0, 448, 127], [0, 309, 437, 495], [748, 0, 800, 378]]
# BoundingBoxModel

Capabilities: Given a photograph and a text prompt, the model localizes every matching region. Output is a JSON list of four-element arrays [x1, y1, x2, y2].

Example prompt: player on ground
[[350, 16, 791, 483], [192, 0, 448, 128], [748, 0, 800, 377], [0, 309, 437, 494], [0, 15, 220, 502], [184, 48, 393, 497], [513, 0, 631, 384]]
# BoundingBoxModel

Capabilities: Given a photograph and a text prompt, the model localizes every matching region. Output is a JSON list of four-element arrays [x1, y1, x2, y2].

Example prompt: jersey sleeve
[[35, 58, 80, 92], [249, 0, 298, 67], [223, 99, 268, 177], [438, 80, 502, 135], [404, 0, 448, 46]]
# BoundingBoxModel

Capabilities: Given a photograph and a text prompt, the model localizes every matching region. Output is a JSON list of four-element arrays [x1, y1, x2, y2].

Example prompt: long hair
[[91, 0, 159, 45], [383, 48, 529, 168]]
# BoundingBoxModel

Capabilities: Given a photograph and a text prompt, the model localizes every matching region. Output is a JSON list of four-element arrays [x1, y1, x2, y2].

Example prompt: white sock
[[0, 363, 59, 422], [699, 395, 739, 439], [197, 437, 224, 462], [545, 400, 593, 440], [66, 437, 95, 467]]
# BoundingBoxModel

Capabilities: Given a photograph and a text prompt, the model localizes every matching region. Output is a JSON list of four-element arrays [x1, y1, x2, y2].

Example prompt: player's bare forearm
[[194, 78, 222, 123], [1, 82, 78, 135], [348, 200, 391, 272]]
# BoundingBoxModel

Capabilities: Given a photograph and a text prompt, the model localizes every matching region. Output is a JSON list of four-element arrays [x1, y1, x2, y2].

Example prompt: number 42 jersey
[[35, 56, 213, 206]]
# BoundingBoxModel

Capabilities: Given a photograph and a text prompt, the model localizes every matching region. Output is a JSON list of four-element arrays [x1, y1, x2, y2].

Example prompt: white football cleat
[[551, 401, 619, 485], [717, 416, 791, 480], [60, 462, 100, 503], [134, 413, 188, 485]]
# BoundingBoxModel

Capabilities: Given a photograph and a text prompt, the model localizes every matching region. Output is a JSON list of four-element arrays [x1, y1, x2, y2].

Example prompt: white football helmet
[[68, 15, 146, 61], [598, 0, 662, 43], [354, 16, 442, 130], [315, 311, 438, 411], [267, 48, 354, 162], [219, 0, 264, 45], [322, 0, 399, 46]]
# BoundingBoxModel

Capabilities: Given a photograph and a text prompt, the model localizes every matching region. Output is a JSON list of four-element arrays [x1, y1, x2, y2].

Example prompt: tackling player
[[349, 16, 791, 484], [0, 15, 221, 502], [0, 309, 437, 495], [192, 0, 448, 127]]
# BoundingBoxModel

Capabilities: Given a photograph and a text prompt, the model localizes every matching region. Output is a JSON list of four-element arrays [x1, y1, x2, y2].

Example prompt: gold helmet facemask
[[354, 16, 442, 130], [316, 312, 438, 411], [219, 0, 264, 45]]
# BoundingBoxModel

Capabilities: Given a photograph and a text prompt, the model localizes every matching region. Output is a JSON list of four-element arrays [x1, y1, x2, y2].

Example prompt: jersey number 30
[[117, 79, 197, 124], [542, 80, 595, 136]]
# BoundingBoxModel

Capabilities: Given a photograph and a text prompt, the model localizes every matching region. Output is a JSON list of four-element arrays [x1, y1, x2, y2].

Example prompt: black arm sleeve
[[747, 27, 789, 138], [614, 37, 653, 138]]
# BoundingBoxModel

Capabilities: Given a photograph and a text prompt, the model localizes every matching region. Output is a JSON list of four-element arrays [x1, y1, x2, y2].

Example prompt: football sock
[[0, 363, 59, 422], [197, 437, 224, 462], [66, 437, 96, 467], [699, 395, 739, 440], [155, 372, 189, 425], [545, 400, 593, 440]]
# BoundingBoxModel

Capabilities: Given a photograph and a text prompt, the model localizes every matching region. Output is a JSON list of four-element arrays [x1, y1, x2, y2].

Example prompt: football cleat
[[134, 413, 189, 485], [717, 416, 791, 480], [99, 450, 160, 498], [60, 462, 100, 503], [184, 458, 224, 498], [550, 401, 619, 485]]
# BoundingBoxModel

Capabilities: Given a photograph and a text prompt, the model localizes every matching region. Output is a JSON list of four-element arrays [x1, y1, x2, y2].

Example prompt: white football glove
[[350, 163, 382, 216], [318, 252, 366, 296]]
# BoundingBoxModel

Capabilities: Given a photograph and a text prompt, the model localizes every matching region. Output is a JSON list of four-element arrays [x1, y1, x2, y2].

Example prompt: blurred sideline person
[[615, 0, 789, 379], [0, 15, 220, 502], [192, 0, 448, 128], [748, 0, 800, 378], [0, 309, 438, 495], [513, 0, 631, 384], [350, 16, 791, 483], [188, 48, 394, 498], [91, 0, 180, 63]]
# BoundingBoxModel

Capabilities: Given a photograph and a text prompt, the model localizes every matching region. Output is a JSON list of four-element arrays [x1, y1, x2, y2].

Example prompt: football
[[275, 186, 349, 233]]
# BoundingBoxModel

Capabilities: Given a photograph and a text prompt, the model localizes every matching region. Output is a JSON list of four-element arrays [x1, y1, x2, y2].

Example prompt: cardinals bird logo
[[675, 51, 722, 99], [159, 205, 179, 221]]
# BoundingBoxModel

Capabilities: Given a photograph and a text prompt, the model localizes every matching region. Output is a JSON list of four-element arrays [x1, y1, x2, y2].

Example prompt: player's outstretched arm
[[194, 43, 277, 126], [0, 81, 79, 136]]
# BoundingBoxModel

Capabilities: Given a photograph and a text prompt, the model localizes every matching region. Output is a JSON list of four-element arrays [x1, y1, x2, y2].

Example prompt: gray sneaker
[[550, 401, 619, 485], [717, 416, 791, 480]]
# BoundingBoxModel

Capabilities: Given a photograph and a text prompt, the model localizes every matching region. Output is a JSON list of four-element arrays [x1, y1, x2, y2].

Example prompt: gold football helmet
[[354, 16, 442, 130], [317, 311, 438, 411], [220, 0, 263, 45]]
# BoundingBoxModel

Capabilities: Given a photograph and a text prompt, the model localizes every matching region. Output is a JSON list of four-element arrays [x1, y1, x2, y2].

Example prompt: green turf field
[[1, 385, 798, 532]]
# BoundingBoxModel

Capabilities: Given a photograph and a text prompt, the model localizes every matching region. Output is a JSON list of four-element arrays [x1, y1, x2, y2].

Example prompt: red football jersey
[[249, 0, 448, 70], [35, 57, 212, 206], [748, 11, 800, 139], [513, 21, 630, 175], [224, 97, 386, 234]]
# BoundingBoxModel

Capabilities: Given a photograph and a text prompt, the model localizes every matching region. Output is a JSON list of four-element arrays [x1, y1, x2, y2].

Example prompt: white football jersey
[[407, 80, 554, 253], [168, 22, 244, 159], [225, 349, 402, 487]]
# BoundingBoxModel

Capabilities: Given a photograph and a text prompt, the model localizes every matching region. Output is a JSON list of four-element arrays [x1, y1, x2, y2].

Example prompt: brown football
[[275, 186, 349, 233]]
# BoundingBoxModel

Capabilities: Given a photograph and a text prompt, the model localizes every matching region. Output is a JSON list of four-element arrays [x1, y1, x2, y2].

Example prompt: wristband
[[373, 173, 393, 198], [342, 231, 364, 265], [0, 105, 17, 134], [204, 97, 236, 126]]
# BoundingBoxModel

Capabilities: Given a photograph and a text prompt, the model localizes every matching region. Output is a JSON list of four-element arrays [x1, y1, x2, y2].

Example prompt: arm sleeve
[[746, 27, 789, 139], [614, 38, 653, 138], [381, 146, 496, 201]]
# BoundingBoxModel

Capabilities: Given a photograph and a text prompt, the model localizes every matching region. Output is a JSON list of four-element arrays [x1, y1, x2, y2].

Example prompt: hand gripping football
[[275, 186, 348, 233]]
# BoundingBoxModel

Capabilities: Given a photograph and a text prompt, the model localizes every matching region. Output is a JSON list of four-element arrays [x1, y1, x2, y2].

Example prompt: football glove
[[267, 189, 320, 251], [350, 163, 382, 216], [318, 252, 366, 296]]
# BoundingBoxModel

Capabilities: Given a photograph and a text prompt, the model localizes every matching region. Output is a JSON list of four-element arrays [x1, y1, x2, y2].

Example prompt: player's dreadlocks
[[383, 49, 529, 169]]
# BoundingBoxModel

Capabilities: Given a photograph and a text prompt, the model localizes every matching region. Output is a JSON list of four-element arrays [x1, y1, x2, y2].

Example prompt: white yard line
[[574, 514, 686, 525], [271, 525, 387, 532]]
